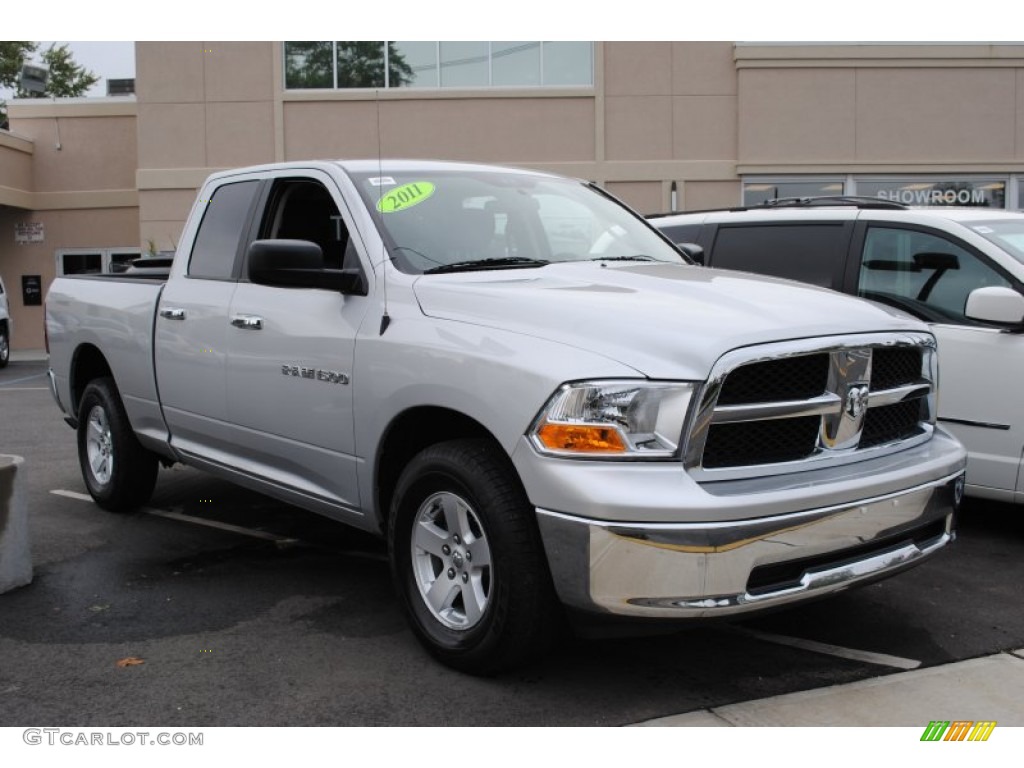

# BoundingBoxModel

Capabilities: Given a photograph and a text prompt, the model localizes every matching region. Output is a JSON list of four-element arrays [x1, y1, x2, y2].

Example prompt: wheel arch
[[69, 343, 114, 422], [374, 406, 512, 536]]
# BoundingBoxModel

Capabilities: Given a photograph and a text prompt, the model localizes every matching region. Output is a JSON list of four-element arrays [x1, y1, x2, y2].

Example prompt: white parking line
[[52, 489, 298, 543], [49, 488, 387, 562], [143, 507, 301, 544], [51, 489, 93, 502], [0, 373, 47, 387], [0, 387, 48, 391], [735, 627, 922, 670], [52, 489, 296, 541]]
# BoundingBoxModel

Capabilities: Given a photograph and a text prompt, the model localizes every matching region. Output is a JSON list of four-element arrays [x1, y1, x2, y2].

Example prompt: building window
[[284, 42, 593, 90], [744, 176, 1012, 209], [56, 248, 142, 276], [742, 180, 845, 206]]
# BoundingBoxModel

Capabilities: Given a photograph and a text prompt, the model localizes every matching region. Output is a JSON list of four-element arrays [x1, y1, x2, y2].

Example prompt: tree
[[284, 42, 414, 90], [36, 43, 99, 98], [336, 42, 413, 88], [0, 42, 97, 128], [0, 41, 37, 91]]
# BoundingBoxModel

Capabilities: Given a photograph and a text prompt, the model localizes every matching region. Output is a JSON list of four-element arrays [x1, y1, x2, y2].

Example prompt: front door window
[[858, 227, 1011, 326]]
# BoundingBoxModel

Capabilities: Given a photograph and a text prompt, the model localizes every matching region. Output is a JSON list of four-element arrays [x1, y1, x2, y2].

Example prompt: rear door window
[[188, 180, 260, 280], [710, 223, 849, 289]]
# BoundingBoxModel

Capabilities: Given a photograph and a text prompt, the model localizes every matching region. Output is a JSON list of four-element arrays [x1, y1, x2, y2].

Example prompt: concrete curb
[[8, 349, 48, 363], [0, 455, 32, 593], [635, 650, 1024, 727]]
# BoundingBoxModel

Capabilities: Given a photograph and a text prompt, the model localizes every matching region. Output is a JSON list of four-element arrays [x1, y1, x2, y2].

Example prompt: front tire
[[389, 439, 561, 674], [77, 377, 159, 512]]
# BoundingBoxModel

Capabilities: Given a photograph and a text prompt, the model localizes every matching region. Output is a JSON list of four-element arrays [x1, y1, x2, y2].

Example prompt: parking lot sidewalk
[[636, 649, 1024, 726]]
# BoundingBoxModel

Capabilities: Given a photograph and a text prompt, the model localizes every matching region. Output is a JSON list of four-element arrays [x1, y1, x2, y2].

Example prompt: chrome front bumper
[[536, 471, 963, 619]]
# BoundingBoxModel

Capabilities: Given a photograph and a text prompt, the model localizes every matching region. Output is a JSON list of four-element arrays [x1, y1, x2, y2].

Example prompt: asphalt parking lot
[[2, 358, 1024, 726]]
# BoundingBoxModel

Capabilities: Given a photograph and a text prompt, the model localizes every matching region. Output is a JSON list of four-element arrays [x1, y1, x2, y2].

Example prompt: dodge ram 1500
[[46, 160, 966, 673]]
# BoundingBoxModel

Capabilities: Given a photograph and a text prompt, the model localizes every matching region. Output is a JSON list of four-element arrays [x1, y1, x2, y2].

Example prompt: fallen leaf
[[88, 604, 110, 613], [116, 657, 145, 668]]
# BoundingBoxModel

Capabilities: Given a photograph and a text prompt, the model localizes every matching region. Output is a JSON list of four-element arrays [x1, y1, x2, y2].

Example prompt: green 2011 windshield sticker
[[377, 182, 436, 213]]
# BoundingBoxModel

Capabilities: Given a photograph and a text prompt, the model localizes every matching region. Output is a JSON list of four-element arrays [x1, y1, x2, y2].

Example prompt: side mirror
[[676, 242, 705, 266], [247, 239, 365, 294], [964, 286, 1024, 325]]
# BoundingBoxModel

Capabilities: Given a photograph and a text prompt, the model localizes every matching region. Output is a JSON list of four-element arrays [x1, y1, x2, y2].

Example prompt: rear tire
[[77, 377, 159, 512], [0, 326, 9, 368], [389, 439, 562, 675]]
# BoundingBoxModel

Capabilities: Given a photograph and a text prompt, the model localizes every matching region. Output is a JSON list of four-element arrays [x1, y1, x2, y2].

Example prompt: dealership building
[[3, 41, 1024, 350]]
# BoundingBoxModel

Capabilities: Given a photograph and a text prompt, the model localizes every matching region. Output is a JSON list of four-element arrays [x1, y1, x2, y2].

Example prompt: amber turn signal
[[536, 423, 627, 454]]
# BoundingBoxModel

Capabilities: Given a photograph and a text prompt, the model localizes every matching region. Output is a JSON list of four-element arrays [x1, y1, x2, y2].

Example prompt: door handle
[[230, 315, 263, 331], [159, 307, 186, 320]]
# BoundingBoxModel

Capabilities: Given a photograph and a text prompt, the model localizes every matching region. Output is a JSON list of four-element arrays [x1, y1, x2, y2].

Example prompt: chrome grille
[[685, 334, 937, 480]]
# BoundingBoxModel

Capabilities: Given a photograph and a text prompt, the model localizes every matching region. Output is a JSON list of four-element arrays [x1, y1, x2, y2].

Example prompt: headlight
[[529, 380, 695, 459]]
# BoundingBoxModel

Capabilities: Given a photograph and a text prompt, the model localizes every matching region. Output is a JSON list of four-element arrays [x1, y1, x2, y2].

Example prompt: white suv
[[651, 198, 1024, 505], [0, 275, 10, 368]]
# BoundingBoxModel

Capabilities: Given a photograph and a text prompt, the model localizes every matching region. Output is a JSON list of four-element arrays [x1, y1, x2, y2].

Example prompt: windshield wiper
[[590, 255, 659, 263], [424, 257, 550, 275]]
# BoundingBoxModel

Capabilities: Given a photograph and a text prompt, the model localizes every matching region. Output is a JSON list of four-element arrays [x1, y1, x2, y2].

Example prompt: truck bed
[[46, 275, 166, 443]]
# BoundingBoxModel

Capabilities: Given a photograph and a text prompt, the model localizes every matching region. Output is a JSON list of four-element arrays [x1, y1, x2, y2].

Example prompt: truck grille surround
[[685, 334, 937, 479]]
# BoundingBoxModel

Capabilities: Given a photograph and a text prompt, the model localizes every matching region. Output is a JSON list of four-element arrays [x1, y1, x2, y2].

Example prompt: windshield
[[966, 219, 1024, 264], [348, 169, 684, 274]]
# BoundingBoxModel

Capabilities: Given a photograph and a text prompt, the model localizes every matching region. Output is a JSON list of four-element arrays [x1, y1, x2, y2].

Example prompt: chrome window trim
[[683, 332, 937, 482]]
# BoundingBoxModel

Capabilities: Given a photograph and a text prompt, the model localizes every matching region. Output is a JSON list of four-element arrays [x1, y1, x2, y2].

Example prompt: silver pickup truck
[[46, 160, 966, 673]]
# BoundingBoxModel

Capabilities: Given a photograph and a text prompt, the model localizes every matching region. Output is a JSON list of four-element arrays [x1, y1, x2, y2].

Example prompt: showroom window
[[743, 176, 1015, 208], [284, 42, 593, 89], [742, 180, 844, 207]]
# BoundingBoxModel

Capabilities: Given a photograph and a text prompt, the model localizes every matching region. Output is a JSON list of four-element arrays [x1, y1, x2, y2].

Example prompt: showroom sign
[[860, 180, 1005, 208]]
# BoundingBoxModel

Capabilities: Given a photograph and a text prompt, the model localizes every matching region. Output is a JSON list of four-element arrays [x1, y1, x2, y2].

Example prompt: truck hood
[[412, 262, 928, 379]]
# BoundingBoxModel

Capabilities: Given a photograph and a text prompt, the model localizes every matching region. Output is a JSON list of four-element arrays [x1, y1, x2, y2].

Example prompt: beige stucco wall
[[14, 116, 136, 194], [135, 41, 278, 250], [284, 96, 596, 163], [602, 42, 738, 209], [0, 133, 33, 209], [736, 43, 1024, 174]]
